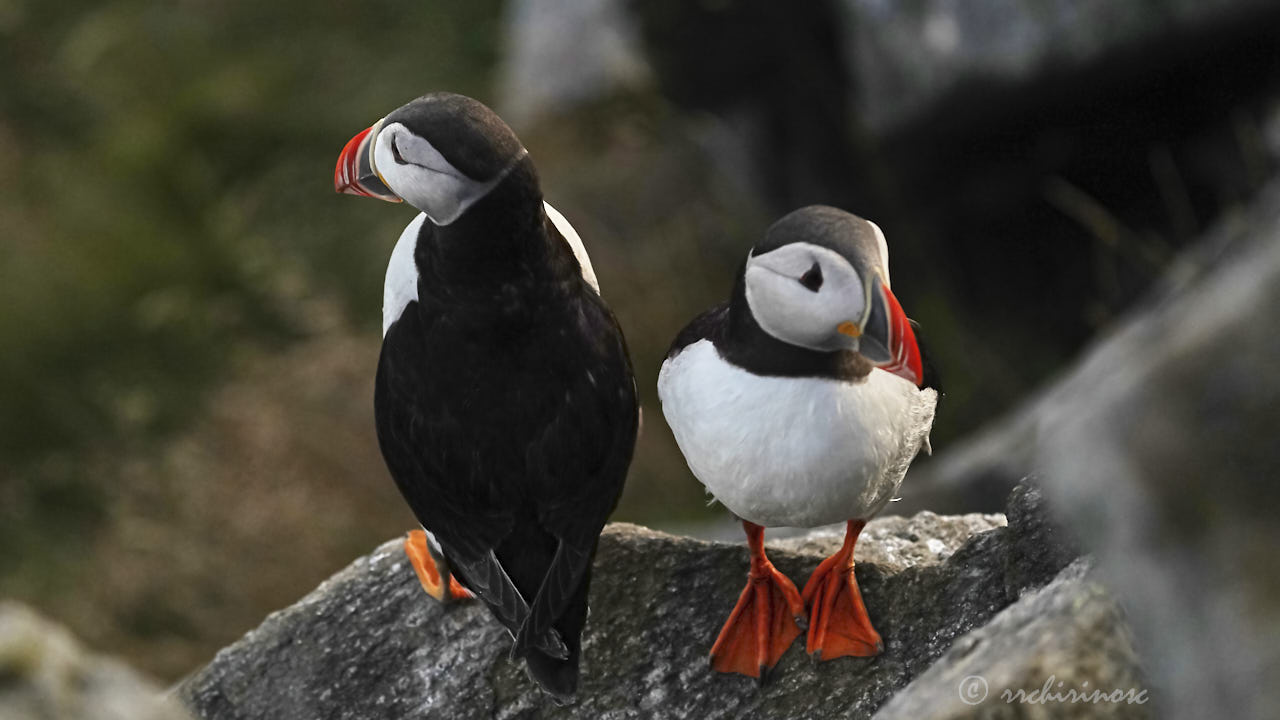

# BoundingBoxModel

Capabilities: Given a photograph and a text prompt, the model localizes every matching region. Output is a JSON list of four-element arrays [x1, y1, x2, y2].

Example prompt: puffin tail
[[518, 559, 592, 704], [523, 647, 580, 704], [491, 519, 595, 702]]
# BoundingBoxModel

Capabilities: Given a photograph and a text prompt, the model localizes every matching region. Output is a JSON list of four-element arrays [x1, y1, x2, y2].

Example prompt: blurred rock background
[[1, 0, 1278, 688]]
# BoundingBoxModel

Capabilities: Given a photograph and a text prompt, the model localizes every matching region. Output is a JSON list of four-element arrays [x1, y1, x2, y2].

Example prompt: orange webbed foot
[[802, 520, 882, 661], [404, 529, 473, 603], [710, 522, 806, 682]]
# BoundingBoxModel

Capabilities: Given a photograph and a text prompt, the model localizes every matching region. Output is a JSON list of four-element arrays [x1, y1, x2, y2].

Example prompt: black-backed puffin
[[334, 92, 637, 701], [657, 205, 938, 681]]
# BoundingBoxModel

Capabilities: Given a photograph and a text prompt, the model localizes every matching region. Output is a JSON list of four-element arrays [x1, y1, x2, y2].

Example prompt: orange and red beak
[[334, 120, 401, 202], [853, 277, 924, 387]]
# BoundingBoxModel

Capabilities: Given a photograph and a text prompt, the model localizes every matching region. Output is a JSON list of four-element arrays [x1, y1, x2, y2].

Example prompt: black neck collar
[[718, 264, 871, 381], [411, 158, 580, 308]]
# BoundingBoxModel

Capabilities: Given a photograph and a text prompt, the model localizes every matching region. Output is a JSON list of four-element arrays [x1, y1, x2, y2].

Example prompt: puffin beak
[[843, 276, 924, 386], [334, 120, 401, 202]]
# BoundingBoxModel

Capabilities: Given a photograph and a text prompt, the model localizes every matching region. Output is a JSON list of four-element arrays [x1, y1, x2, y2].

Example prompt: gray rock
[[842, 0, 1275, 132], [1000, 483, 1081, 600], [774, 512, 1006, 574], [531, 0, 1279, 138], [874, 560, 1151, 720], [0, 601, 191, 720], [1035, 180, 1280, 718], [497, 0, 651, 127], [910, 174, 1280, 719], [177, 485, 1082, 720]]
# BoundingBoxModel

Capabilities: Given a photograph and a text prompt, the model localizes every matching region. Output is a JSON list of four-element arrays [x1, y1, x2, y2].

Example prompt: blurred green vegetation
[[0, 0, 501, 462], [0, 0, 770, 677], [0, 0, 503, 671]]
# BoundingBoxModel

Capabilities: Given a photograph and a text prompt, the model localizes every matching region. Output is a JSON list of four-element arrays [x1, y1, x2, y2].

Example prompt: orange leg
[[710, 521, 806, 682], [404, 530, 473, 603], [801, 520, 882, 660]]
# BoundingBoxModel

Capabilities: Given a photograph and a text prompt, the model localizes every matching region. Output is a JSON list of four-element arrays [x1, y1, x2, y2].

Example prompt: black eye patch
[[391, 137, 408, 165], [798, 262, 823, 292]]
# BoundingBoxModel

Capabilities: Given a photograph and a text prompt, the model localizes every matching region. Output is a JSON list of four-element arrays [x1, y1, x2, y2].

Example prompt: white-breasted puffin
[[334, 92, 638, 701], [657, 205, 938, 682]]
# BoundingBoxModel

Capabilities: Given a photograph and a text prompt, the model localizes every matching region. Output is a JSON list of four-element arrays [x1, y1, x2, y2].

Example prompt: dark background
[[2, 0, 1278, 680]]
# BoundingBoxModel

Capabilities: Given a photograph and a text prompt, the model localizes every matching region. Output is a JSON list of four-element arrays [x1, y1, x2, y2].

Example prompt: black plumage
[[370, 101, 637, 699]]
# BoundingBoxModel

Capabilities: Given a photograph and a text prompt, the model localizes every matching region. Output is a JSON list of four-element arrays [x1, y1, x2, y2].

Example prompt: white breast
[[657, 339, 936, 527], [381, 203, 599, 337]]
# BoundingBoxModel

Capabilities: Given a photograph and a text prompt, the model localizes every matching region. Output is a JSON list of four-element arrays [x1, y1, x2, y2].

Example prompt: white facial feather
[[373, 122, 523, 226], [743, 242, 866, 352]]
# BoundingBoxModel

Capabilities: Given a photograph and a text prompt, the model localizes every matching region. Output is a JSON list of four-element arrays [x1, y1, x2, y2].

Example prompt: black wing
[[375, 286, 637, 692], [510, 293, 638, 656], [908, 318, 943, 394], [665, 303, 728, 360], [374, 302, 512, 559]]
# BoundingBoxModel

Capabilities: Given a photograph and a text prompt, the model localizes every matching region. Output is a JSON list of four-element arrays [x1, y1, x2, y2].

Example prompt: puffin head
[[742, 205, 925, 386], [334, 92, 528, 225]]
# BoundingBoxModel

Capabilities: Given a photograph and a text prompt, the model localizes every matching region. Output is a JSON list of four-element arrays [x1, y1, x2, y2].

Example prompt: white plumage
[[658, 339, 936, 527], [544, 202, 600, 294], [382, 213, 427, 337]]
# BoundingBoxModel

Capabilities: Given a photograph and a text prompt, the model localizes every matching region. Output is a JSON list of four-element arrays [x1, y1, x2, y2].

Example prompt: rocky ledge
[[175, 482, 1145, 719], [0, 601, 191, 720]]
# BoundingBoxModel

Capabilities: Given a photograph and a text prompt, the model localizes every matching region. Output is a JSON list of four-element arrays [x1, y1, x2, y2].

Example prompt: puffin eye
[[798, 262, 823, 292], [390, 136, 407, 165]]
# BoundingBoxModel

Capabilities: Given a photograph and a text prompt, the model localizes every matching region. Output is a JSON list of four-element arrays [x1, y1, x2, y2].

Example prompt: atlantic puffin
[[334, 92, 638, 700], [657, 205, 938, 681]]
